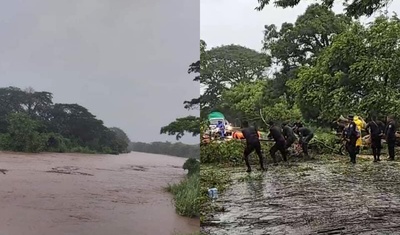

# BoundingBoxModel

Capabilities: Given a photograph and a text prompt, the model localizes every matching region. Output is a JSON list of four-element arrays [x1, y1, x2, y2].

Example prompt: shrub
[[167, 173, 199, 217], [183, 158, 200, 176]]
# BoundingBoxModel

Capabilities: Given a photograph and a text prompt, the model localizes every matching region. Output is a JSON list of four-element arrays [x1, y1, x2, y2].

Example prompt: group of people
[[240, 114, 398, 172], [241, 120, 314, 172], [343, 115, 397, 164]]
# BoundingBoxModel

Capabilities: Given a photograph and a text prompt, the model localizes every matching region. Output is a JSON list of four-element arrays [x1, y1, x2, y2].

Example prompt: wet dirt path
[[202, 157, 400, 235], [0, 151, 199, 235]]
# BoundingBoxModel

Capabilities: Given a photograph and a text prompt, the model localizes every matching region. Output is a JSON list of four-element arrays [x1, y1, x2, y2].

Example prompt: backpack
[[345, 123, 360, 139]]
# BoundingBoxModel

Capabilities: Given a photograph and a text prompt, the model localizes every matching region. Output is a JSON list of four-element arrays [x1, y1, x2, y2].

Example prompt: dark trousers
[[371, 137, 382, 161], [285, 138, 295, 149], [270, 140, 287, 162], [346, 142, 357, 163], [244, 141, 264, 170], [300, 134, 313, 156], [388, 141, 395, 160]]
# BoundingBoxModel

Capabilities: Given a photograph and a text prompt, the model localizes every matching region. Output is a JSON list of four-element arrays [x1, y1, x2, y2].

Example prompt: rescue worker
[[241, 121, 265, 172], [385, 115, 397, 161], [294, 125, 314, 158], [345, 115, 359, 164], [353, 116, 366, 154], [282, 122, 297, 151], [365, 116, 384, 162], [268, 121, 287, 163], [217, 120, 225, 139]]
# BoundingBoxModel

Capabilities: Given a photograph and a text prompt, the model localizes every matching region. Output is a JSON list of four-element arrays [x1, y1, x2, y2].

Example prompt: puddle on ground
[[202, 159, 400, 235]]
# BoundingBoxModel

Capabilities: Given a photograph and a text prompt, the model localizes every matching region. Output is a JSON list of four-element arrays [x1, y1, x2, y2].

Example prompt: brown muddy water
[[202, 156, 400, 235], [0, 151, 199, 235]]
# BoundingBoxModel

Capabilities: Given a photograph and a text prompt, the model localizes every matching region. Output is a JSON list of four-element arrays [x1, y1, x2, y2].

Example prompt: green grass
[[167, 172, 199, 218], [200, 164, 233, 223]]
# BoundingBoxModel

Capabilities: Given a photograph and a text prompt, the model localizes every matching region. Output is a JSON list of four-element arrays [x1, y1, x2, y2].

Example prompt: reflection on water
[[0, 151, 199, 235], [203, 162, 400, 235]]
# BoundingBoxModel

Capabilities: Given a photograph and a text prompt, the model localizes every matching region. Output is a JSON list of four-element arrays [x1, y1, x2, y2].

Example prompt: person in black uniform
[[268, 121, 287, 162], [241, 121, 265, 172], [282, 122, 297, 151], [385, 115, 397, 161], [294, 125, 314, 158], [345, 115, 359, 164], [365, 116, 384, 162]]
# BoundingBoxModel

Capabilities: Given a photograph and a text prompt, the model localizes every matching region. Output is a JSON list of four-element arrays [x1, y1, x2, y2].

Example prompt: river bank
[[0, 151, 199, 235]]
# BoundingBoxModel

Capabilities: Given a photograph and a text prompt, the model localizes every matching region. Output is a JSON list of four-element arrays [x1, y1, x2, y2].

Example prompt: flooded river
[[0, 151, 199, 235], [202, 157, 400, 235]]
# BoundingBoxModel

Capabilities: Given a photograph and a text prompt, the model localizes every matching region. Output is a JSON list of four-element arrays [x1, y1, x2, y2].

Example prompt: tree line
[[161, 2, 396, 140], [199, 4, 400, 130], [0, 86, 130, 154], [129, 141, 199, 159]]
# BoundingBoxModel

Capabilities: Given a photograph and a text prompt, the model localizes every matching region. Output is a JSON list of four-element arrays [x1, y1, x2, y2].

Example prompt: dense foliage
[[255, 0, 393, 19], [129, 141, 199, 159], [201, 5, 400, 129], [0, 87, 130, 154]]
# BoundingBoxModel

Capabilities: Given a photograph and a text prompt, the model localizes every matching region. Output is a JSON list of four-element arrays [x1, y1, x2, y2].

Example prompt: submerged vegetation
[[0, 86, 130, 154]]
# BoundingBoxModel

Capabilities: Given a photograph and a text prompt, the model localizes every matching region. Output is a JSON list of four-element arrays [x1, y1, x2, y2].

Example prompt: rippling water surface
[[0, 151, 199, 235]]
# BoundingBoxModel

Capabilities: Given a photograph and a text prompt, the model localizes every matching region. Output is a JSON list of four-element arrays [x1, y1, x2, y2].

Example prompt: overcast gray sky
[[201, 0, 400, 51], [0, 0, 199, 144]]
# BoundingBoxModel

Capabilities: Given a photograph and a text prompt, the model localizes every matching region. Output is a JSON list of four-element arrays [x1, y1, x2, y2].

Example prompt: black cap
[[348, 115, 354, 119]]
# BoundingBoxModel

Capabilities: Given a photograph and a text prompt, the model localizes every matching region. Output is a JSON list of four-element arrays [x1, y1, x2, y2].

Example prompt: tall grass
[[167, 172, 199, 218]]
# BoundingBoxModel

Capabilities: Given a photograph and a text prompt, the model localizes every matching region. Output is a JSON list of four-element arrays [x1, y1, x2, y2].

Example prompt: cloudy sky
[[0, 0, 199, 144], [201, 0, 400, 51]]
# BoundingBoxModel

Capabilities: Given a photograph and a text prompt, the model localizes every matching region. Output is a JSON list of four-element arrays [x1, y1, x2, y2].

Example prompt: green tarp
[[208, 112, 225, 120]]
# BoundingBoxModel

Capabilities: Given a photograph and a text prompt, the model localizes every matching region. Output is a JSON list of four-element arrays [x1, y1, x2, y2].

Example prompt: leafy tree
[[262, 4, 351, 103], [1, 113, 45, 152], [183, 158, 200, 176], [21, 87, 53, 118], [109, 127, 131, 153], [0, 86, 130, 154], [160, 116, 200, 140], [220, 80, 266, 122], [201, 43, 271, 113], [289, 15, 400, 123], [255, 0, 394, 19]]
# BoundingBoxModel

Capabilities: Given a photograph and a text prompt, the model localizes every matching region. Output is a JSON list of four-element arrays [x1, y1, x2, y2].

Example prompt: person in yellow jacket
[[353, 116, 366, 154]]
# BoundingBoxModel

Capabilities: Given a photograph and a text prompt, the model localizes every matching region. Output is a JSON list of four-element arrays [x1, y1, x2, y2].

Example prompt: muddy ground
[[201, 155, 400, 235], [0, 151, 199, 235]]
